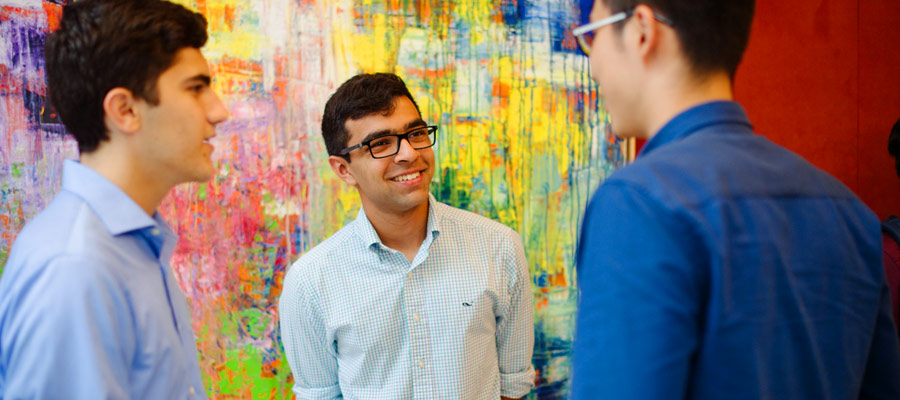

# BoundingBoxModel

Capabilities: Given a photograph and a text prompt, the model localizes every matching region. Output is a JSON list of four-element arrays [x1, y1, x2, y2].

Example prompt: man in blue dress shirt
[[279, 73, 535, 399], [571, 0, 900, 398], [0, 0, 228, 398]]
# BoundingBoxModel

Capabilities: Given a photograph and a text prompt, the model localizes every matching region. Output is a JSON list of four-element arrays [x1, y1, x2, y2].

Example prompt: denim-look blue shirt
[[0, 160, 206, 399], [573, 101, 900, 399]]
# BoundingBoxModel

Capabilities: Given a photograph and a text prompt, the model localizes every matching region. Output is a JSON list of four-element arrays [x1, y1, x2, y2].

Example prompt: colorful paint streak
[[0, 0, 623, 398], [1, 1, 73, 270]]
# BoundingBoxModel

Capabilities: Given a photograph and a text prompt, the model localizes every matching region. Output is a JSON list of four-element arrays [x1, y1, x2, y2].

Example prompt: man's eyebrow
[[404, 119, 427, 130], [184, 74, 211, 86], [360, 119, 427, 143]]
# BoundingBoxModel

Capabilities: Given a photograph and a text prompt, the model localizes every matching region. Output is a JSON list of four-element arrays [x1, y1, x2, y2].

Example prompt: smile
[[390, 171, 421, 182]]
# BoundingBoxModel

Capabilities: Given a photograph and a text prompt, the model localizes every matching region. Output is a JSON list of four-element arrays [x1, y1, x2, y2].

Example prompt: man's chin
[[393, 191, 430, 212], [189, 164, 216, 183]]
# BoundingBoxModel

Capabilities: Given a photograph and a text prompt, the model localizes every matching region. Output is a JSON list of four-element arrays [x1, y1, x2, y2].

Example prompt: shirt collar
[[61, 159, 160, 236], [354, 193, 443, 248], [143, 214, 178, 260], [639, 101, 754, 158]]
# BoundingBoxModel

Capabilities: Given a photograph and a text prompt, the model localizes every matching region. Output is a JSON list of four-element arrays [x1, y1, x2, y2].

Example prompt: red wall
[[734, 0, 900, 220]]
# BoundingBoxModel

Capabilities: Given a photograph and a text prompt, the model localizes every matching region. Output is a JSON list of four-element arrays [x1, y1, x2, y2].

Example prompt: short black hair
[[321, 73, 421, 160], [890, 118, 900, 179], [599, 0, 755, 78], [45, 0, 208, 153]]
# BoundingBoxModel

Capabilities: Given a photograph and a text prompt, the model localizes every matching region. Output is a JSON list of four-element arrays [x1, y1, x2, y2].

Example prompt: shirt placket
[[142, 228, 202, 398], [404, 257, 435, 399]]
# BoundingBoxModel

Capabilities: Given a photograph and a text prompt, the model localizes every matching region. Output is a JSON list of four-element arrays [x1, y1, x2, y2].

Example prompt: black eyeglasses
[[339, 125, 438, 159]]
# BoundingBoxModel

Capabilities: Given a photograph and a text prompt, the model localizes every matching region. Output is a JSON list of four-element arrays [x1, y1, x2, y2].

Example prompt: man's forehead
[[166, 48, 211, 78], [344, 113, 390, 139], [347, 115, 419, 135]]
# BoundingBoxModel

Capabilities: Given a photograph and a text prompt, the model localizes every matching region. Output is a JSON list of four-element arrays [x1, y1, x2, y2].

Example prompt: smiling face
[[329, 96, 435, 218], [133, 47, 229, 186]]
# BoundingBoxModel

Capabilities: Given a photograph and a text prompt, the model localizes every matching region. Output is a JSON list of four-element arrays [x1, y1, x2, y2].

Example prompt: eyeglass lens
[[577, 31, 594, 55], [369, 127, 435, 158]]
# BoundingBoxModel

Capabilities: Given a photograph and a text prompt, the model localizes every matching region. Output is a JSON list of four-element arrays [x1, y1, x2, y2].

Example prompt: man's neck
[[364, 199, 430, 262], [642, 70, 734, 140], [80, 148, 171, 217]]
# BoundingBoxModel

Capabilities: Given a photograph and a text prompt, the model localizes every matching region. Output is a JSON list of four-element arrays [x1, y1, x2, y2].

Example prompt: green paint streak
[[435, 167, 470, 209], [197, 183, 208, 201], [202, 309, 293, 398], [239, 308, 267, 338], [266, 217, 278, 232], [210, 347, 293, 399], [11, 163, 23, 179]]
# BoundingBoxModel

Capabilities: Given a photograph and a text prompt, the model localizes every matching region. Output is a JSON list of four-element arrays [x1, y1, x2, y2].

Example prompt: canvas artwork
[[0, 0, 623, 398]]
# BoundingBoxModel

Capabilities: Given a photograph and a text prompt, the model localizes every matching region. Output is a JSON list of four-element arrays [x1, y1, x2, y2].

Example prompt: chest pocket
[[430, 255, 504, 340], [453, 287, 498, 337]]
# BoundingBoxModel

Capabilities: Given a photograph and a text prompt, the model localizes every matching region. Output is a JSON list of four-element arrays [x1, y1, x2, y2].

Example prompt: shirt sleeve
[[1, 256, 134, 399], [278, 263, 342, 400], [859, 281, 900, 399], [496, 229, 536, 398], [571, 182, 705, 398]]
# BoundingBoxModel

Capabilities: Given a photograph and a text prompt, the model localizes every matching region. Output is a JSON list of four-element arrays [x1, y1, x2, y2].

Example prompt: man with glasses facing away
[[0, 0, 228, 398], [572, 0, 900, 398], [279, 73, 535, 399]]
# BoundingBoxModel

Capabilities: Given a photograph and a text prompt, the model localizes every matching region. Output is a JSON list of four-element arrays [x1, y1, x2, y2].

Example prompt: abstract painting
[[0, 0, 623, 398]]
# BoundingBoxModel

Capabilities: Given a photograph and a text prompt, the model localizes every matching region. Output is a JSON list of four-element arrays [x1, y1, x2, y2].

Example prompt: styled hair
[[45, 0, 208, 153], [890, 118, 900, 179], [592, 0, 755, 78], [321, 73, 421, 159]]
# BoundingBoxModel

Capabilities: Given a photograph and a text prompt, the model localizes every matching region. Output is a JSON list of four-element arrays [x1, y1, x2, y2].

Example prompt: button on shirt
[[0, 160, 206, 399], [572, 101, 900, 399], [279, 195, 535, 399]]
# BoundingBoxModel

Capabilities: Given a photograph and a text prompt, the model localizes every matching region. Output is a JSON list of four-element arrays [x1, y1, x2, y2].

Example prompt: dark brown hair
[[45, 0, 208, 153], [321, 73, 421, 160]]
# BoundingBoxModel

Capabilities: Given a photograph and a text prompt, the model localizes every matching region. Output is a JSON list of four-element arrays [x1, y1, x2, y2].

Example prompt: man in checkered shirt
[[279, 73, 535, 399]]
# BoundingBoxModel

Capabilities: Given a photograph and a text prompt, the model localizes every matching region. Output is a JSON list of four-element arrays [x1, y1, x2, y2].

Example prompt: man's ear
[[328, 155, 358, 186], [102, 87, 141, 135], [632, 4, 663, 62]]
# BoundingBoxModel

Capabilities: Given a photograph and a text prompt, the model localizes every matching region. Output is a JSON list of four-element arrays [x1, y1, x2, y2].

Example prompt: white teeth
[[391, 171, 420, 182]]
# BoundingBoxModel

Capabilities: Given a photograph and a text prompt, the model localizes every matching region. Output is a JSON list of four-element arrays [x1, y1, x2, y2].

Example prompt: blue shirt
[[573, 101, 900, 399], [279, 195, 535, 399], [0, 160, 206, 399]]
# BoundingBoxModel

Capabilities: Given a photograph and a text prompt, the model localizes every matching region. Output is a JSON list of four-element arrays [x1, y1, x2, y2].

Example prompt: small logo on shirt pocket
[[462, 302, 473, 307]]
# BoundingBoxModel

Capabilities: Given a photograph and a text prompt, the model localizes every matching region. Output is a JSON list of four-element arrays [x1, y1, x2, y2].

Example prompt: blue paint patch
[[578, 0, 594, 24], [499, 0, 527, 25], [23, 88, 44, 126]]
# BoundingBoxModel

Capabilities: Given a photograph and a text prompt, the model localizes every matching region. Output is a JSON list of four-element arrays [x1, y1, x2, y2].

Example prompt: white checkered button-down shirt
[[279, 195, 535, 399]]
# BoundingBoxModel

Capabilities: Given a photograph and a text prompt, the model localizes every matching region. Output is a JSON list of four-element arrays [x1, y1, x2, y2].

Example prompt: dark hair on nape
[[600, 0, 755, 78], [45, 0, 208, 154], [889, 118, 900, 179], [321, 73, 421, 160]]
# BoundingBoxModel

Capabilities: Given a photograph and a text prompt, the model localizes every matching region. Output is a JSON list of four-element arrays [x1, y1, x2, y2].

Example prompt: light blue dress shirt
[[279, 195, 535, 399], [0, 160, 207, 399]]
